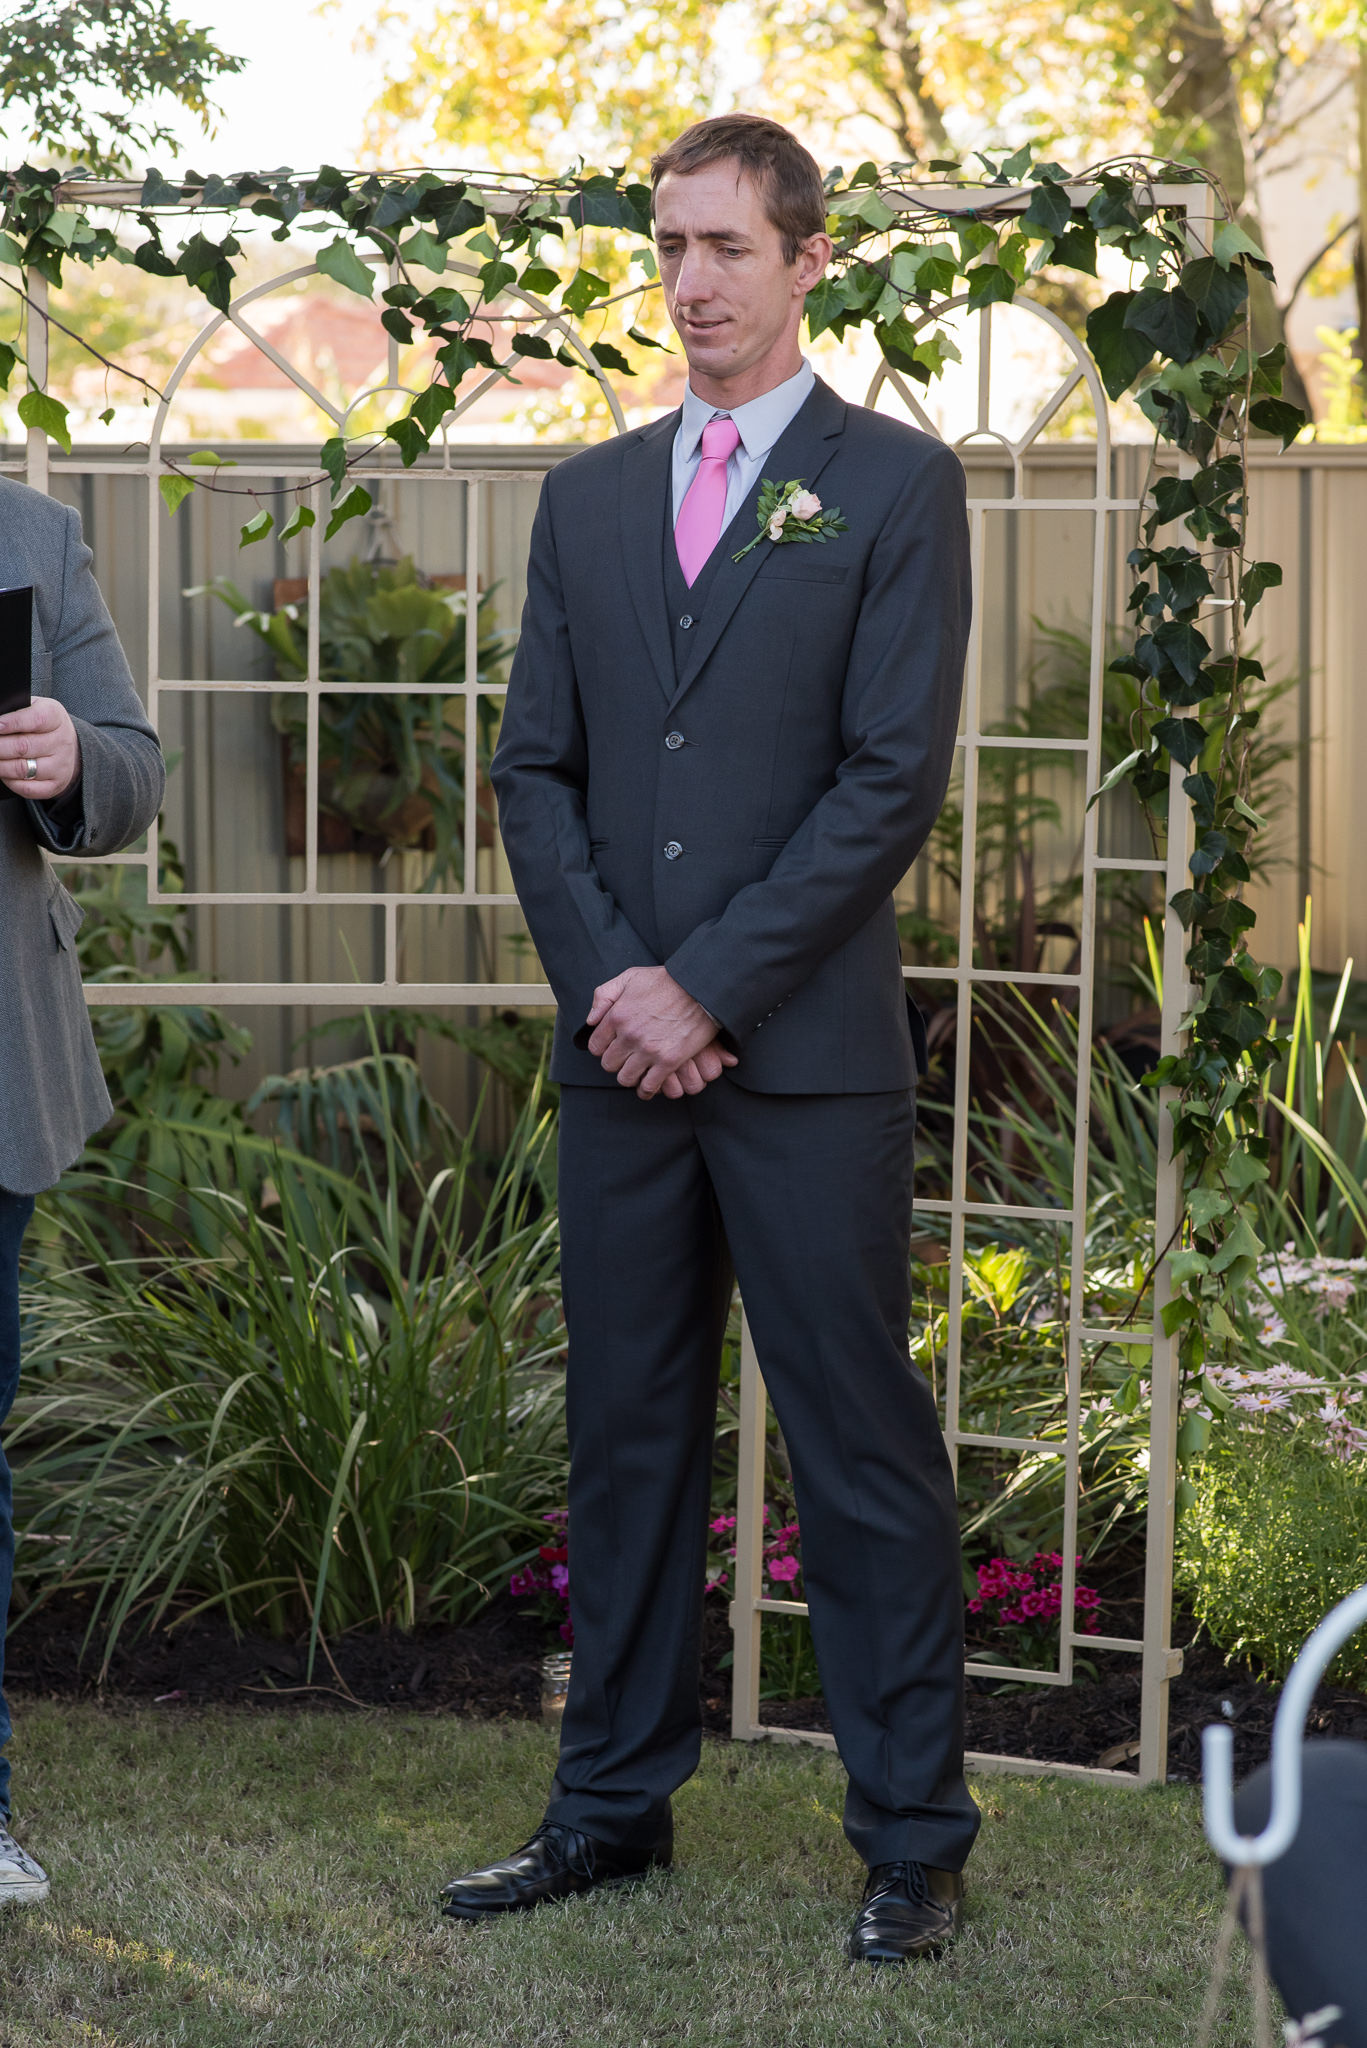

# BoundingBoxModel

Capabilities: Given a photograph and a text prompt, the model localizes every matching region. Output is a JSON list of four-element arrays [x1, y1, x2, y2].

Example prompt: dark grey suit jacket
[[491, 376, 969, 1093], [0, 476, 165, 1194]]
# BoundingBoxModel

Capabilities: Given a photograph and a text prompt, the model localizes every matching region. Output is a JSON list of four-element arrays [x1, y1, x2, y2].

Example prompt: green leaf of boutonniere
[[733, 478, 851, 562]]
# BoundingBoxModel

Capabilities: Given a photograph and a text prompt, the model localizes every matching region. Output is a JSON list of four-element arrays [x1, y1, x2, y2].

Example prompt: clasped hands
[[586, 966, 738, 1100], [0, 698, 82, 803]]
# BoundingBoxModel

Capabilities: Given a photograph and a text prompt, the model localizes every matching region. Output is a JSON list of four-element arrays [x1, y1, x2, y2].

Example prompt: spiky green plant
[[10, 1078, 567, 1677]]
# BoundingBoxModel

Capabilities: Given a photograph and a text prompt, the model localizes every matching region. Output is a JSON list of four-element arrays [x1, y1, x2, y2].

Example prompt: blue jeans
[[0, 1191, 35, 1824]]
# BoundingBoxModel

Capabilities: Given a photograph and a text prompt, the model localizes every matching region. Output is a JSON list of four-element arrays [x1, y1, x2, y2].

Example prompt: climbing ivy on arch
[[0, 148, 1307, 1491]]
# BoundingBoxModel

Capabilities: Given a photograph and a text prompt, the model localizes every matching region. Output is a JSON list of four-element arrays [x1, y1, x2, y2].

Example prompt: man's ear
[[795, 232, 833, 297]]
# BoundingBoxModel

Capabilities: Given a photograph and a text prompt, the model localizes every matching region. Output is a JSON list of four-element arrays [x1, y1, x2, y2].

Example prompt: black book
[[0, 584, 33, 804]]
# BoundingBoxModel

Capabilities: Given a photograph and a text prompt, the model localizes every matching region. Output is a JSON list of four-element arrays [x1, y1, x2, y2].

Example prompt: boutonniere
[[733, 478, 850, 562]]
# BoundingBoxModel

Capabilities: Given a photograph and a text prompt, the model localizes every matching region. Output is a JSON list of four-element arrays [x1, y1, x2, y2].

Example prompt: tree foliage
[[0, 0, 245, 177], [363, 0, 1350, 408]]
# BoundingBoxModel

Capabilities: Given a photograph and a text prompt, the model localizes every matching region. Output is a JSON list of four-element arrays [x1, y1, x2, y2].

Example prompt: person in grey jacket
[[0, 472, 165, 1902], [441, 115, 978, 1964]]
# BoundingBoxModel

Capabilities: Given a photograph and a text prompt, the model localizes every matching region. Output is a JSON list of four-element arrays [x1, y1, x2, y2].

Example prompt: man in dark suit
[[441, 113, 978, 1963]]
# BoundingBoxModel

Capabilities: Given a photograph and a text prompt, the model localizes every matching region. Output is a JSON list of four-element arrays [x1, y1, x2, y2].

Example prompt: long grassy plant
[[10, 1072, 568, 1677]]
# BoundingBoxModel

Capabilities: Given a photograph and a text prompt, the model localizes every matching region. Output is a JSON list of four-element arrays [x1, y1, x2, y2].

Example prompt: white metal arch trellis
[[12, 174, 1206, 1786]]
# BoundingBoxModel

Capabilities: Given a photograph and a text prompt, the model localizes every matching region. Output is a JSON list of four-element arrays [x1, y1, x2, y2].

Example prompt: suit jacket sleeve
[[664, 439, 969, 1045], [491, 476, 659, 1027], [25, 502, 164, 856]]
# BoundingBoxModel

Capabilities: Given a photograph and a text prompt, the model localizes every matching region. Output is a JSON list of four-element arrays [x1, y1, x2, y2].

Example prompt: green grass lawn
[[0, 1706, 1255, 2048]]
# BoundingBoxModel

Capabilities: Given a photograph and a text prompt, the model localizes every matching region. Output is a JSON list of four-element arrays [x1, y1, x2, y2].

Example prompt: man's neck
[[685, 346, 806, 410]]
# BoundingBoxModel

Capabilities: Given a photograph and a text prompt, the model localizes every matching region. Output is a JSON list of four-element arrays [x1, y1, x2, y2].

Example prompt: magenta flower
[[768, 1555, 801, 1584]]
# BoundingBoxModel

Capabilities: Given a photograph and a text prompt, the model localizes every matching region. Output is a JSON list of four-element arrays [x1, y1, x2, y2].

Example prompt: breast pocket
[[760, 557, 850, 586], [31, 648, 53, 689]]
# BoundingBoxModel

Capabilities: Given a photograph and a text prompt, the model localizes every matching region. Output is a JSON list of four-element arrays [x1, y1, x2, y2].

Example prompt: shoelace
[[0, 1828, 41, 1875], [525, 1822, 598, 1882], [865, 1859, 930, 1905]]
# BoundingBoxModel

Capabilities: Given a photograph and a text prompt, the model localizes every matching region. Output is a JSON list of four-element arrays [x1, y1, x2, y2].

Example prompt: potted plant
[[192, 553, 513, 886]]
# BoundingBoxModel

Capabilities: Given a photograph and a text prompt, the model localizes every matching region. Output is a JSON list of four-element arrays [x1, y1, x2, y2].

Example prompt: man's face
[[653, 161, 829, 395]]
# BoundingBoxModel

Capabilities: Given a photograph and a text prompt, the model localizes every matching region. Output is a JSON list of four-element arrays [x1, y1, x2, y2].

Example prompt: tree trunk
[[1151, 0, 1310, 412]]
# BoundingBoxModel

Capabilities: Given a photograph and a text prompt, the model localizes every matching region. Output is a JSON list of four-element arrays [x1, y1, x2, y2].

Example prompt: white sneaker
[[0, 1826, 49, 1904]]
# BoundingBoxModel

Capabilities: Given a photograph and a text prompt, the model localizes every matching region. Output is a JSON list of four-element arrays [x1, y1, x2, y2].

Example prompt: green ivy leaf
[[239, 508, 274, 547], [384, 415, 427, 466], [158, 474, 195, 516], [1152, 618, 1211, 687], [1212, 220, 1274, 277], [0, 342, 17, 389], [1178, 256, 1248, 338], [1023, 181, 1072, 237], [316, 236, 375, 298], [280, 504, 315, 542], [518, 263, 560, 296], [1086, 748, 1142, 809], [805, 276, 850, 342], [17, 389, 71, 451], [1249, 397, 1306, 449], [1124, 285, 1201, 365], [478, 258, 518, 299], [1151, 715, 1208, 767], [627, 325, 673, 352], [400, 228, 449, 273], [1085, 292, 1155, 399], [1238, 559, 1282, 621], [967, 262, 1017, 310], [510, 332, 554, 359], [323, 484, 373, 541], [588, 340, 635, 376], [0, 232, 25, 267], [320, 436, 348, 493], [561, 268, 610, 318], [1208, 1213, 1263, 1275]]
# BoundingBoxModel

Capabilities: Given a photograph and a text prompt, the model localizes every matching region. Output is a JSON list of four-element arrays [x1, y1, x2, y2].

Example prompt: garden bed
[[10, 1591, 1367, 1782]]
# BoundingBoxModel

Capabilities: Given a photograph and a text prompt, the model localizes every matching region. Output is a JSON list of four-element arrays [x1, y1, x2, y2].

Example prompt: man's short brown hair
[[650, 115, 827, 265]]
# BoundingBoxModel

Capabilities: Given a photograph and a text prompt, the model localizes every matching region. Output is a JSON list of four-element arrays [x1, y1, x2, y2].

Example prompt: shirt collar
[[677, 359, 815, 464]]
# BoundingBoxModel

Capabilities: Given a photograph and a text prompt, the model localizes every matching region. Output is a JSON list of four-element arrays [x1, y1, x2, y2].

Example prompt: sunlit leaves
[[16, 387, 70, 449]]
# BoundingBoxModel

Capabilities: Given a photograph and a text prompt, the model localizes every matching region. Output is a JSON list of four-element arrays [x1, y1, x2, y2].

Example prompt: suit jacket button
[[663, 840, 683, 860], [679, 614, 694, 629], [665, 731, 685, 751]]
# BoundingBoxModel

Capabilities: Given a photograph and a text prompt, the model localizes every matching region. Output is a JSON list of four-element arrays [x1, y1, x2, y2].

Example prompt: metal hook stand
[[1203, 1581, 1367, 1868]]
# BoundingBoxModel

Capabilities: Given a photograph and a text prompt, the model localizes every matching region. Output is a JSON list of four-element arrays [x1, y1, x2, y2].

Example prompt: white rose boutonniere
[[734, 478, 850, 562]]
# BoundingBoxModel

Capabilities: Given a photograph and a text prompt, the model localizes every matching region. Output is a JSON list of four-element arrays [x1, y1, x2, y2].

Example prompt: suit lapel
[[668, 378, 848, 708], [620, 410, 679, 703]]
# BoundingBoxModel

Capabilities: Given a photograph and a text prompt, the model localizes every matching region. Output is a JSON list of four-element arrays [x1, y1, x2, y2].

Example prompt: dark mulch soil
[[10, 1558, 1367, 1782]]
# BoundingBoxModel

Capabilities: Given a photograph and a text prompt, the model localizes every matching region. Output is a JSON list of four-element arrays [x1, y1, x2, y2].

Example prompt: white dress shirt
[[670, 359, 816, 532]]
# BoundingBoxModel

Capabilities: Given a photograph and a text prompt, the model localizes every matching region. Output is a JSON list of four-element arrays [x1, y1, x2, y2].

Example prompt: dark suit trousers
[[544, 1080, 980, 1872]]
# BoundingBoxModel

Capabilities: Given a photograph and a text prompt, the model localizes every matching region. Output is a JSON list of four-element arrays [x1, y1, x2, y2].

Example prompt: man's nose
[[674, 246, 713, 305]]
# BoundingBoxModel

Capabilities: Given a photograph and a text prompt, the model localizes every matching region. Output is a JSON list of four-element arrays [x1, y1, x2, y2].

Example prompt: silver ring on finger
[[23, 757, 38, 781]]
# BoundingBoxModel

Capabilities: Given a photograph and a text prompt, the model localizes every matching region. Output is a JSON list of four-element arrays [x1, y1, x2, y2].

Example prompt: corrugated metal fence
[[6, 435, 1355, 1119]]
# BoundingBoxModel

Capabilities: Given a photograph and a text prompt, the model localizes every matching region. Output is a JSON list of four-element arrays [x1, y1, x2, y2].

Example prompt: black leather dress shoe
[[439, 1819, 673, 1920], [847, 1860, 963, 1964]]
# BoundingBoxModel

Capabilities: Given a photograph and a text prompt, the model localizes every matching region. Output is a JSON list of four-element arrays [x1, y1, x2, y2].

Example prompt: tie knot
[[700, 415, 740, 462]]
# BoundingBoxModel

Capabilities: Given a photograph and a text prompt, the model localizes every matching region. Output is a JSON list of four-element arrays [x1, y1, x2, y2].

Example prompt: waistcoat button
[[678, 614, 694, 629], [663, 840, 683, 860]]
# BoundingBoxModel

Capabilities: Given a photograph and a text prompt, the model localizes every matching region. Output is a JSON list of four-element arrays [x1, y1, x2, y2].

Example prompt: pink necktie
[[674, 414, 741, 586]]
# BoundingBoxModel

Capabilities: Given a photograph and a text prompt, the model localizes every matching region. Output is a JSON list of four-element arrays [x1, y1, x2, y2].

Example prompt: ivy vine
[[0, 147, 1308, 1494]]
